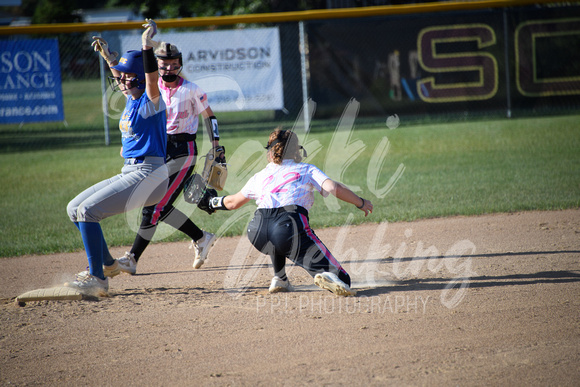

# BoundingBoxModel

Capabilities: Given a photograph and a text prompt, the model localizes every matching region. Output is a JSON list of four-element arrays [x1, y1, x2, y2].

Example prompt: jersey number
[[266, 172, 301, 193]]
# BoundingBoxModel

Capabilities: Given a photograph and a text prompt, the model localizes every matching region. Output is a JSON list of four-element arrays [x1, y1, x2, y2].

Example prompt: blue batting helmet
[[112, 50, 145, 90]]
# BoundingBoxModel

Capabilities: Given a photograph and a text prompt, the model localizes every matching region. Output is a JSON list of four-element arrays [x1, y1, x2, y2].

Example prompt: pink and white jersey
[[241, 160, 331, 211], [159, 78, 209, 135]]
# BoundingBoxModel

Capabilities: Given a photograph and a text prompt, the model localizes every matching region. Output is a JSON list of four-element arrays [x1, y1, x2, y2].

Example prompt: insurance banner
[[121, 27, 284, 112], [0, 38, 64, 124]]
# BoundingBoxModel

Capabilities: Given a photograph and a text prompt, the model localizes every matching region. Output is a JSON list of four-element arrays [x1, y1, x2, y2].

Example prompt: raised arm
[[322, 179, 373, 216], [141, 19, 161, 107], [91, 36, 120, 78]]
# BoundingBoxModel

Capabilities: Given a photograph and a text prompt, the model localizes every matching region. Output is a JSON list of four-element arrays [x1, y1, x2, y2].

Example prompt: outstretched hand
[[91, 36, 118, 65], [357, 198, 373, 217], [142, 18, 160, 49]]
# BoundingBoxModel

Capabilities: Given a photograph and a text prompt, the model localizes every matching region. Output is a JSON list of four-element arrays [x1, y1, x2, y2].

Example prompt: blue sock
[[76, 221, 114, 266], [78, 222, 105, 280]]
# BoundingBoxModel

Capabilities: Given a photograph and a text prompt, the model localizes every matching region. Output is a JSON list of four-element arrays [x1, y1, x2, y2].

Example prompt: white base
[[16, 286, 91, 305]]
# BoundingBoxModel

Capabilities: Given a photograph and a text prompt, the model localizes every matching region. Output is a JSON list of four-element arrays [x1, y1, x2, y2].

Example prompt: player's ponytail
[[265, 129, 303, 164]]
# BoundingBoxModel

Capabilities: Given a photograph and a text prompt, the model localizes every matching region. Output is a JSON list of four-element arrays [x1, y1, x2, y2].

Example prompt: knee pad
[[140, 206, 155, 227]]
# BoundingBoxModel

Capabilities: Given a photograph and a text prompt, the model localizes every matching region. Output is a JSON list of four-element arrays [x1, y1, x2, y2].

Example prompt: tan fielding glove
[[202, 146, 227, 191]]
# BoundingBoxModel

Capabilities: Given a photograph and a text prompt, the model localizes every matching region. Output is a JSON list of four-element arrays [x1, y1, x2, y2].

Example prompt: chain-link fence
[[1, 2, 579, 151]]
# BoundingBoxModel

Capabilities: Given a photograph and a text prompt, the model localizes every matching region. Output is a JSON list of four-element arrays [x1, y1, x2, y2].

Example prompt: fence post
[[503, 8, 512, 119], [99, 56, 110, 146], [299, 20, 310, 132]]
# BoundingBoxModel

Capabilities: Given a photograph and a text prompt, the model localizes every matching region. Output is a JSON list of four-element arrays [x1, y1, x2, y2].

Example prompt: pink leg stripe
[[299, 213, 346, 274], [151, 142, 196, 225]]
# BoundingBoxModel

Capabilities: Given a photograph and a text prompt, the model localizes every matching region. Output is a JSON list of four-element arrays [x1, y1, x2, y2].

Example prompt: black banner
[[307, 5, 580, 118]]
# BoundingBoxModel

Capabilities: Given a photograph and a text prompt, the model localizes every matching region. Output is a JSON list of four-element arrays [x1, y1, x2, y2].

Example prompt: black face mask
[[162, 74, 178, 83]]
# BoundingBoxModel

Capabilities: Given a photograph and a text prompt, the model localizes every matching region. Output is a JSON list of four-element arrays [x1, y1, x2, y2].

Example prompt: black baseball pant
[[247, 205, 351, 286]]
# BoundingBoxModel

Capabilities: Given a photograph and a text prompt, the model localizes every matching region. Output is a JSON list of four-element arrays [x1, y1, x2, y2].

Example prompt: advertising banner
[[0, 38, 65, 124], [121, 27, 284, 112], [307, 7, 580, 117]]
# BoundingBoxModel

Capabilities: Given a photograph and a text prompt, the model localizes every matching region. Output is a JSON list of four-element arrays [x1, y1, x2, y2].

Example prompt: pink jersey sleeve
[[240, 173, 259, 200], [192, 86, 210, 114], [306, 164, 330, 196]]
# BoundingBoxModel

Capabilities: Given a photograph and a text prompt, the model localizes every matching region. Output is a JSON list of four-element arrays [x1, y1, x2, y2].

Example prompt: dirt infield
[[1, 209, 579, 386]]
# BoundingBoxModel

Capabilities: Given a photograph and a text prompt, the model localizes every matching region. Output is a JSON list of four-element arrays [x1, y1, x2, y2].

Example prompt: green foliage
[[103, 0, 272, 19], [19, 0, 330, 20], [31, 0, 81, 24]]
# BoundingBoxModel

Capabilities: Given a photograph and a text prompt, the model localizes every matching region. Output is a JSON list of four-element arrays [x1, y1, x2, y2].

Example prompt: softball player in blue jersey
[[199, 129, 373, 296], [65, 20, 169, 297], [104, 41, 224, 277]]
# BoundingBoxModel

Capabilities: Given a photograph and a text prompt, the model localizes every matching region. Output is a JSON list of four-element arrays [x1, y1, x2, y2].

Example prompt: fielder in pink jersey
[[198, 129, 373, 296], [104, 41, 224, 277]]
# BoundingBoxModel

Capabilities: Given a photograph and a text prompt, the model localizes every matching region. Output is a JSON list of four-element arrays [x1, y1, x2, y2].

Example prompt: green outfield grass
[[1, 114, 579, 258]]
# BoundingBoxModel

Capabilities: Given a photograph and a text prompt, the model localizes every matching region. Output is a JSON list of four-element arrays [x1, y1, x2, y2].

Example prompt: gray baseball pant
[[67, 157, 169, 223]]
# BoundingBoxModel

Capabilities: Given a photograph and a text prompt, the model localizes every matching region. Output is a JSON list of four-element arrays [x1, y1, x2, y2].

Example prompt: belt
[[282, 205, 308, 216], [168, 133, 196, 143], [257, 205, 309, 217], [124, 157, 145, 165]]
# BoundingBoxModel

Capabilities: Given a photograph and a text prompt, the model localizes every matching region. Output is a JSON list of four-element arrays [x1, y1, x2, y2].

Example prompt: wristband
[[142, 48, 158, 73], [210, 196, 229, 211], [356, 197, 365, 209], [204, 116, 220, 141]]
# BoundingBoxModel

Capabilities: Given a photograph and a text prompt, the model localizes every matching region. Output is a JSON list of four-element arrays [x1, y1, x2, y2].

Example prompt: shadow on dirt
[[357, 270, 580, 297]]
